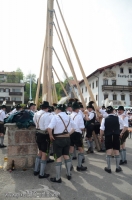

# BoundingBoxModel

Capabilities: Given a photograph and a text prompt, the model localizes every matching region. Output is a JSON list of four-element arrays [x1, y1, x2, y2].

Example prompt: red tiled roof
[[79, 57, 132, 84]]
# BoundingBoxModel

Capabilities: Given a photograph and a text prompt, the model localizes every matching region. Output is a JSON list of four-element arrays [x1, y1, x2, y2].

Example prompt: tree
[[6, 68, 24, 83], [25, 73, 36, 83]]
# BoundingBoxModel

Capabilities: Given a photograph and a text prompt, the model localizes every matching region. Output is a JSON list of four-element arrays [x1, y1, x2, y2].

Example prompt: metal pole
[[29, 74, 32, 100]]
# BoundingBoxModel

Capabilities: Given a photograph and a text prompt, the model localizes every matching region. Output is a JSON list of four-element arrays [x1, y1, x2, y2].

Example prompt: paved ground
[[0, 134, 132, 200]]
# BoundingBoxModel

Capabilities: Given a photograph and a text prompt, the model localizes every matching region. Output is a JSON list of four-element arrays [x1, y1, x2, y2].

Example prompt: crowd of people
[[0, 98, 130, 183]]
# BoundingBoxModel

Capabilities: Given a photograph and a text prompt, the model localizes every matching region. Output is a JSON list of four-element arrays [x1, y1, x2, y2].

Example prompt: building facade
[[0, 71, 25, 111], [76, 57, 132, 107]]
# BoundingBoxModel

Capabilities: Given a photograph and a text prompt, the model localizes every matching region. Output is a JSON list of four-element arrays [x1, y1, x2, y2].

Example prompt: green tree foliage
[[25, 73, 36, 83], [6, 68, 24, 83]]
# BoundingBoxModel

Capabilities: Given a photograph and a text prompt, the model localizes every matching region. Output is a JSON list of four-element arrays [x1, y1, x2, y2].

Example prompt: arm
[[100, 118, 105, 139], [85, 112, 94, 121], [48, 116, 57, 141]]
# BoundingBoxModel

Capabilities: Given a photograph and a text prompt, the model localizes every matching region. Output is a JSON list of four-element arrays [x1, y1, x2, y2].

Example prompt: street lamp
[[93, 75, 99, 106]]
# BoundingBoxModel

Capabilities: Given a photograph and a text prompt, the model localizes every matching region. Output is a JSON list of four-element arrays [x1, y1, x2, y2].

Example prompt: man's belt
[[53, 132, 69, 136], [36, 129, 48, 134]]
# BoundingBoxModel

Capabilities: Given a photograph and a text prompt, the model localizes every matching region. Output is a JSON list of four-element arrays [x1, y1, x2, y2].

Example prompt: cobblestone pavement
[[0, 134, 132, 200]]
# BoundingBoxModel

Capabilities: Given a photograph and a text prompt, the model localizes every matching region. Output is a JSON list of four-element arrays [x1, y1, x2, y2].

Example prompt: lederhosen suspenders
[[54, 115, 70, 136]]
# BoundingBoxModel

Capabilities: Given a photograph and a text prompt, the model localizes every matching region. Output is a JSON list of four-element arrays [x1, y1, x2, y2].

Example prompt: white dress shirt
[[79, 110, 85, 119], [33, 110, 53, 130], [70, 111, 85, 134], [0, 109, 6, 121], [88, 111, 95, 120], [118, 113, 128, 129], [99, 109, 108, 118], [100, 114, 124, 131], [48, 112, 76, 134]]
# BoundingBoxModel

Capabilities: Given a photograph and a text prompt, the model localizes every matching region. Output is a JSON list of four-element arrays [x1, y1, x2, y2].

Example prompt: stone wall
[[4, 124, 37, 169]]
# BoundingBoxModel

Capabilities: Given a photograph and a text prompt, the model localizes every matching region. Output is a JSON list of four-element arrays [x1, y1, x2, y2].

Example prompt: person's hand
[[49, 135, 55, 141], [120, 133, 123, 138]]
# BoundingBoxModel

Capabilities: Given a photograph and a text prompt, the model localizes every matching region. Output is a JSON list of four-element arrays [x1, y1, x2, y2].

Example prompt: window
[[11, 97, 21, 101], [120, 68, 124, 73], [121, 95, 125, 101], [96, 80, 98, 87], [89, 97, 91, 101], [103, 79, 108, 85], [112, 80, 116, 85], [12, 89, 21, 92], [130, 95, 132, 101], [128, 81, 132, 86], [82, 88, 83, 93], [104, 94, 108, 100], [0, 97, 4, 101], [85, 98, 87, 103], [92, 82, 94, 89], [113, 94, 117, 100], [89, 84, 91, 88], [85, 87, 87, 92], [129, 68, 132, 74], [0, 75, 4, 78], [96, 95, 98, 101], [0, 88, 4, 92], [5, 88, 9, 92]]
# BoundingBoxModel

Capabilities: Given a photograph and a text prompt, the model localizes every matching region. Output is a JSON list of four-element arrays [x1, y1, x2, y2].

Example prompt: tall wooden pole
[[56, 0, 101, 151], [54, 14, 86, 108], [47, 0, 54, 104], [53, 48, 78, 98], [56, 0, 98, 111], [52, 72, 58, 102], [53, 67, 69, 97], [35, 37, 45, 106]]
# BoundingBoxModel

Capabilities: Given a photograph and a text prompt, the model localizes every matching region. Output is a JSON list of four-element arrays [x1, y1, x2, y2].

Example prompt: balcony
[[102, 85, 132, 92], [0, 101, 22, 104], [9, 92, 22, 96]]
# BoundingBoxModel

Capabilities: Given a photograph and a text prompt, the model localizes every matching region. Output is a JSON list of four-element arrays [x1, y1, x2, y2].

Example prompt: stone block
[[28, 145, 38, 155], [15, 131, 36, 144], [27, 156, 36, 168], [8, 145, 28, 156]]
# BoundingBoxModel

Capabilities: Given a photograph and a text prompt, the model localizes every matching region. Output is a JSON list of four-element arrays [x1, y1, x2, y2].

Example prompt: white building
[[76, 57, 132, 107]]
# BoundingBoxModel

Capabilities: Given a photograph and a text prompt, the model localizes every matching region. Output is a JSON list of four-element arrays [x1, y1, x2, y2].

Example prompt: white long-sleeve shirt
[[0, 109, 6, 122], [70, 111, 85, 134], [33, 110, 53, 130], [48, 112, 76, 134], [118, 113, 128, 129]]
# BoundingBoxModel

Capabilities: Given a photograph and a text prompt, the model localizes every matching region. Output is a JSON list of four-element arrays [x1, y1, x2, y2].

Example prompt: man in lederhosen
[[33, 101, 53, 178], [0, 105, 7, 148], [29, 103, 36, 113], [117, 106, 129, 165], [85, 101, 96, 154], [100, 106, 123, 173], [70, 102, 87, 171], [48, 104, 76, 183]]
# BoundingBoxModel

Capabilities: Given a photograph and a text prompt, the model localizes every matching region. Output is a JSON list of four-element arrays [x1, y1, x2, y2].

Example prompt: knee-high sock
[[34, 156, 41, 172], [55, 162, 62, 180], [69, 153, 73, 163], [0, 136, 4, 145], [78, 153, 84, 167], [87, 140, 90, 149], [115, 155, 120, 169], [106, 155, 111, 169], [120, 149, 124, 161], [65, 159, 71, 176], [73, 146, 77, 157], [89, 141, 93, 151], [123, 149, 126, 161], [39, 160, 47, 176]]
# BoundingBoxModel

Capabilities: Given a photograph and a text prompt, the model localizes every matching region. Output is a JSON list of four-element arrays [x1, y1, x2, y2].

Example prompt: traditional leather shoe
[[50, 153, 54, 156], [67, 175, 71, 180], [119, 160, 124, 165], [50, 177, 62, 183], [115, 167, 122, 173], [124, 160, 127, 164], [39, 173, 50, 178], [0, 145, 7, 148], [104, 167, 111, 173], [70, 165, 73, 171], [72, 157, 77, 160], [34, 171, 39, 176], [47, 158, 54, 163], [76, 165, 87, 171]]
